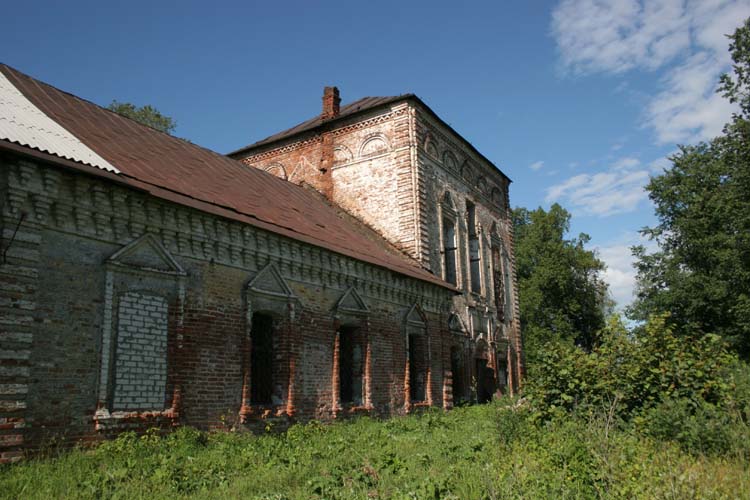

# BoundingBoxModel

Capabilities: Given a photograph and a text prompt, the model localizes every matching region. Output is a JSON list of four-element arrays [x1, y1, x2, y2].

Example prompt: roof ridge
[[227, 93, 415, 156]]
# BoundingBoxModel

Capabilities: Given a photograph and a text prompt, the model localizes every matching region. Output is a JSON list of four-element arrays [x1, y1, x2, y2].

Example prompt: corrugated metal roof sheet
[[0, 70, 119, 173], [0, 64, 453, 291]]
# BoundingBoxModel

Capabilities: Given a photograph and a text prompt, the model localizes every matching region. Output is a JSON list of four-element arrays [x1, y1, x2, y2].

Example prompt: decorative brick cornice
[[239, 106, 406, 165], [3, 158, 449, 313]]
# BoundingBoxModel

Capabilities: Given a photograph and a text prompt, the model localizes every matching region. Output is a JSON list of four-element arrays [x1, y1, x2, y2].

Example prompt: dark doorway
[[409, 334, 427, 402], [475, 358, 495, 404], [250, 313, 274, 405], [450, 347, 464, 403], [338, 326, 363, 405]]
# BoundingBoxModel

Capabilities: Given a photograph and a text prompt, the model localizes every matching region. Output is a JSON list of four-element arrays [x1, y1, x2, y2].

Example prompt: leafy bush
[[526, 314, 737, 420], [636, 398, 743, 455], [525, 313, 750, 461]]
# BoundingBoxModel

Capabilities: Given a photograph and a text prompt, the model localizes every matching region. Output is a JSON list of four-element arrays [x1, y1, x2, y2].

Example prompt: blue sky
[[3, 0, 748, 307]]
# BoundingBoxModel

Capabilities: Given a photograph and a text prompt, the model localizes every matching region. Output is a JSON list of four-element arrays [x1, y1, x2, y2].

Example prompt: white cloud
[[612, 157, 640, 170], [598, 244, 637, 308], [551, 0, 691, 75], [545, 157, 650, 216], [647, 50, 738, 143], [529, 160, 545, 171], [595, 232, 658, 309], [551, 0, 750, 144]]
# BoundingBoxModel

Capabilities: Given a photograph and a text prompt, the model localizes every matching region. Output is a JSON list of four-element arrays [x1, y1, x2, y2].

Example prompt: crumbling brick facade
[[0, 155, 455, 460], [232, 89, 524, 404], [0, 69, 523, 462]]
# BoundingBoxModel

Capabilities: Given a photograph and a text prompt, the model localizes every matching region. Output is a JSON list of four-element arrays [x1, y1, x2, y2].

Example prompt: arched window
[[263, 162, 287, 180], [241, 263, 299, 420], [332, 287, 370, 410], [359, 135, 389, 158], [466, 201, 482, 294], [490, 226, 505, 320], [441, 192, 458, 285]]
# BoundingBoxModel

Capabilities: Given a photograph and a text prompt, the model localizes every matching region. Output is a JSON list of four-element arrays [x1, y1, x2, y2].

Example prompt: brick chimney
[[322, 86, 341, 120]]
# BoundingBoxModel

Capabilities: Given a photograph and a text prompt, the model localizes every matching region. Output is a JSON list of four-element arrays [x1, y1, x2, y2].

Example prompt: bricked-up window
[[467, 201, 482, 294], [338, 326, 364, 405], [250, 313, 274, 405], [113, 292, 168, 411], [442, 217, 457, 285]]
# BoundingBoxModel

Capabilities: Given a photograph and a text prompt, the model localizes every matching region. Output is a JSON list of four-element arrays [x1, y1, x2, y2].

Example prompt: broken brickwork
[[232, 89, 524, 404], [0, 156, 454, 461]]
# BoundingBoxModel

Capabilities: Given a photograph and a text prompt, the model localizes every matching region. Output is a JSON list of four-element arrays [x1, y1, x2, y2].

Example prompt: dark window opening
[[503, 253, 513, 321], [338, 326, 363, 405], [475, 358, 495, 404], [443, 217, 457, 285], [497, 359, 508, 388], [467, 202, 481, 294], [491, 245, 504, 320], [450, 347, 464, 403], [408, 333, 427, 402], [250, 313, 274, 405]]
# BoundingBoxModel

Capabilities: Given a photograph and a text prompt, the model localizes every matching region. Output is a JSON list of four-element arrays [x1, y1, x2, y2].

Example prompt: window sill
[[406, 401, 432, 414], [239, 404, 290, 422], [93, 407, 177, 431]]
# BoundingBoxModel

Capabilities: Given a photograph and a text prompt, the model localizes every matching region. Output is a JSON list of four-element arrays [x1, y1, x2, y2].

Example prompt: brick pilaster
[[0, 214, 40, 463]]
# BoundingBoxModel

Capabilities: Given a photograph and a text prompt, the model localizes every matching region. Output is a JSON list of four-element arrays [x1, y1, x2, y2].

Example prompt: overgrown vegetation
[[526, 314, 750, 456], [2, 16, 748, 500], [1, 400, 748, 499], [512, 204, 611, 367]]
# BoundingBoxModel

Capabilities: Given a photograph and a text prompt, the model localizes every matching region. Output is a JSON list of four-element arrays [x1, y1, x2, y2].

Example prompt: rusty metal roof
[[228, 95, 411, 155], [0, 64, 453, 291]]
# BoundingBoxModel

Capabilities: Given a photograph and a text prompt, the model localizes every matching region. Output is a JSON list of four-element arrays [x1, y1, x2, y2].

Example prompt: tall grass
[[1, 400, 748, 499]]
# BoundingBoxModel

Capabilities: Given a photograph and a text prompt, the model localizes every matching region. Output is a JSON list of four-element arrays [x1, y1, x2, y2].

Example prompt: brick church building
[[0, 64, 522, 461]]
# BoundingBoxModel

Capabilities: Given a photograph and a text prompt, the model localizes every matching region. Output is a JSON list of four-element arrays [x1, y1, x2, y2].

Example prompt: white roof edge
[[0, 71, 119, 173]]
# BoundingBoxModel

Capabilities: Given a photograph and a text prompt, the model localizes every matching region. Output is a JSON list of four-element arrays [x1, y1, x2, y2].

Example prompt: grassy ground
[[1, 401, 748, 499]]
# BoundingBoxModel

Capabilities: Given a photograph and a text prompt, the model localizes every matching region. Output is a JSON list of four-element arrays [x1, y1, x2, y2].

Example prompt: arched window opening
[[250, 312, 274, 405], [466, 201, 482, 294], [442, 218, 457, 285], [503, 252, 513, 322], [491, 243, 504, 320]]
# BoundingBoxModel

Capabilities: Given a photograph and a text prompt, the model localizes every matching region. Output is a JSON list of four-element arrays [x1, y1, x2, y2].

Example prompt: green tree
[[106, 100, 177, 134], [629, 19, 750, 359], [513, 204, 611, 369]]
